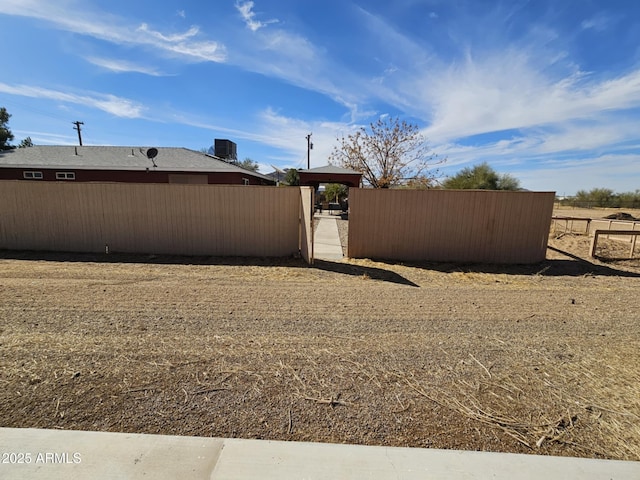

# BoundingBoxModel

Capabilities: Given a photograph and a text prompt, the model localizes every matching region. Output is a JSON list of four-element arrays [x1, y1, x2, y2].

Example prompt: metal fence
[[348, 189, 555, 264], [0, 181, 313, 262]]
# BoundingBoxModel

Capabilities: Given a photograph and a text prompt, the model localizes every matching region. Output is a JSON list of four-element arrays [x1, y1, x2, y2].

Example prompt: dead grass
[[0, 237, 639, 460]]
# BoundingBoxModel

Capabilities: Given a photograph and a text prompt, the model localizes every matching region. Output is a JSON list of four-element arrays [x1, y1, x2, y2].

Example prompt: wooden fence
[[0, 181, 313, 263], [348, 189, 555, 264], [589, 219, 640, 241]]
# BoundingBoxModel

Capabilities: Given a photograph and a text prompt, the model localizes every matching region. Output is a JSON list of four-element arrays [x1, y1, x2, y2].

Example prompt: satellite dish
[[146, 147, 158, 168], [146, 148, 158, 160]]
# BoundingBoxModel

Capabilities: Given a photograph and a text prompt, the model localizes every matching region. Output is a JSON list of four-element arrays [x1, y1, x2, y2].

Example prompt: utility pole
[[306, 133, 313, 169], [72, 121, 84, 146]]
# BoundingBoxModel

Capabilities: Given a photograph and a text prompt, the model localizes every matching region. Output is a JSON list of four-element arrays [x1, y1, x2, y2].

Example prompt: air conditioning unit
[[214, 139, 237, 161]]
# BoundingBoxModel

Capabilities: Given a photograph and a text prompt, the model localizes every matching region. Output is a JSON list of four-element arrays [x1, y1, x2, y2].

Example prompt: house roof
[[0, 146, 273, 181], [299, 165, 361, 175]]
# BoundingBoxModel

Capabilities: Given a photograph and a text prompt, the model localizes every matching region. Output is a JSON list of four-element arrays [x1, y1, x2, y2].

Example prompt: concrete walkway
[[313, 213, 343, 261], [1, 428, 638, 479]]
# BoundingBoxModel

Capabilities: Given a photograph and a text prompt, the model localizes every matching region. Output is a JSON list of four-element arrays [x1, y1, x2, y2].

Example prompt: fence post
[[590, 231, 599, 257]]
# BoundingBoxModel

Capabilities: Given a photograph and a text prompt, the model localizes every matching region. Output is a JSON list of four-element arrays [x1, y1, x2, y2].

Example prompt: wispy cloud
[[0, 0, 226, 62], [581, 13, 614, 32], [431, 113, 640, 192], [421, 55, 640, 143], [0, 82, 145, 118], [516, 153, 640, 193], [13, 130, 78, 146], [220, 3, 640, 186], [84, 57, 171, 77], [177, 107, 350, 168], [235, 1, 278, 32], [228, 27, 360, 115], [252, 108, 355, 168]]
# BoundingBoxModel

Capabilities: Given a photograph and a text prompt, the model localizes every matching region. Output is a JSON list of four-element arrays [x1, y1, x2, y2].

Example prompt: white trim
[[55, 172, 76, 180], [23, 171, 43, 179]]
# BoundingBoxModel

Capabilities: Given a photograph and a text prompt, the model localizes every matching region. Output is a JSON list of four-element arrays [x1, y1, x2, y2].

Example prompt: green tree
[[571, 188, 640, 208], [618, 190, 640, 209], [574, 188, 618, 207], [284, 168, 300, 186], [329, 117, 442, 188], [590, 188, 616, 207], [574, 189, 590, 207], [18, 136, 33, 148], [1, 107, 15, 150], [443, 163, 520, 190], [235, 157, 259, 172], [496, 172, 520, 191], [324, 183, 348, 203]]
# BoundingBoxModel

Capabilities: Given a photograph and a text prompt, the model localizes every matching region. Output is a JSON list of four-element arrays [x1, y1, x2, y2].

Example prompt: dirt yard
[[1, 207, 639, 461]]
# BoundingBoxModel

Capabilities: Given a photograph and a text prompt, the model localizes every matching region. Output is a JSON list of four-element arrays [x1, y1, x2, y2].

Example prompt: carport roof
[[298, 164, 362, 187], [299, 165, 361, 175]]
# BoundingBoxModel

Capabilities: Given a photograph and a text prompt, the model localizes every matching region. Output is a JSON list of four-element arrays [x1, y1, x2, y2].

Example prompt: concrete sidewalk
[[313, 213, 343, 261], [1, 428, 638, 479]]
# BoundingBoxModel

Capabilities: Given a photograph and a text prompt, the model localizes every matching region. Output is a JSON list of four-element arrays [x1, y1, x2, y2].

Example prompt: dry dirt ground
[[1, 207, 639, 461]]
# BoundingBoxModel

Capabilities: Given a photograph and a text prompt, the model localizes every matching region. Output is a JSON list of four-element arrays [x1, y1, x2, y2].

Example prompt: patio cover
[[298, 165, 362, 188]]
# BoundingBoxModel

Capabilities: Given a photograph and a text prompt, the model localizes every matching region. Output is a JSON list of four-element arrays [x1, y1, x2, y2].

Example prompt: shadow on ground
[[312, 259, 419, 287], [382, 246, 640, 278], [0, 250, 306, 268], [0, 250, 420, 287], [2, 247, 638, 281]]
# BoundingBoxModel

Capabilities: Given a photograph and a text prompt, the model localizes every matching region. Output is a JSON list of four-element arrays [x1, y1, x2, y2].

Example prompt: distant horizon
[[2, 0, 639, 196]]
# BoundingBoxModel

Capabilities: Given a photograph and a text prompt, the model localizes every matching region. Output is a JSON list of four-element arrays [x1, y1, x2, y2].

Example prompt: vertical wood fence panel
[[0, 181, 305, 259], [348, 189, 555, 264]]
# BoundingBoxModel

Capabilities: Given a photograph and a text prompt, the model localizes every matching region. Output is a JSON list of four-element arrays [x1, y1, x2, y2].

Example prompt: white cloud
[[535, 120, 639, 154], [0, 0, 226, 63], [235, 1, 278, 32], [342, 6, 640, 157], [516, 153, 640, 194], [581, 13, 614, 32], [177, 10, 186, 19], [0, 82, 145, 118], [84, 57, 170, 77], [13, 130, 77, 146], [418, 50, 640, 144], [228, 28, 362, 117], [430, 114, 640, 195], [180, 108, 351, 169], [137, 23, 200, 43]]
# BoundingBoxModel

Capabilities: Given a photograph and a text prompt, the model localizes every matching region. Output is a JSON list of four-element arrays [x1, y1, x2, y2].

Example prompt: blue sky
[[1, 0, 639, 195]]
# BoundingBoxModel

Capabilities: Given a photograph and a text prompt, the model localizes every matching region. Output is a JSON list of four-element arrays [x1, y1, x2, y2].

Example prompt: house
[[0, 146, 275, 185]]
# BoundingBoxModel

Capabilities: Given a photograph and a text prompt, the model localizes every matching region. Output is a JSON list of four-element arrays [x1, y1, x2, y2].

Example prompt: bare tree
[[329, 117, 442, 188]]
